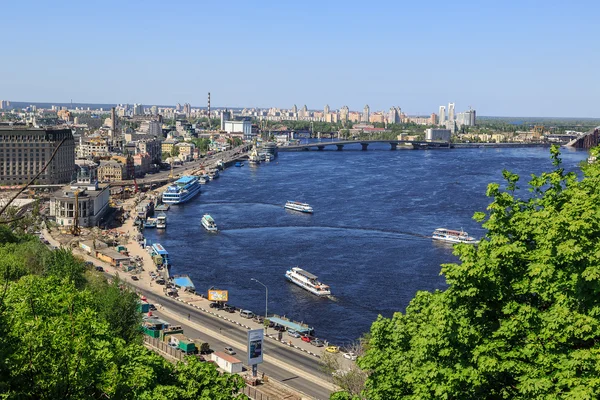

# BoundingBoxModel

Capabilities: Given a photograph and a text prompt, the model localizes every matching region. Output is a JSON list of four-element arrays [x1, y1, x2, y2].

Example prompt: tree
[[351, 146, 600, 399]]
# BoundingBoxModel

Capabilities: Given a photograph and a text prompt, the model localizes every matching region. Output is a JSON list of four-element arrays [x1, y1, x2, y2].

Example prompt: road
[[136, 287, 333, 400]]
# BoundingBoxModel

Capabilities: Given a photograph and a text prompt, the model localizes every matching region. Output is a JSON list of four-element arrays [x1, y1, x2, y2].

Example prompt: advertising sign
[[247, 329, 264, 366], [207, 290, 229, 302]]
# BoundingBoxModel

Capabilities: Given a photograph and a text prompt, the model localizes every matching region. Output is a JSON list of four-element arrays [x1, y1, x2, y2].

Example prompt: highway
[[137, 287, 333, 400]]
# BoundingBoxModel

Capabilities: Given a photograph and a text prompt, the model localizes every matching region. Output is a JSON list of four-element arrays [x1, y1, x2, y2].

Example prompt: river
[[144, 144, 588, 344]]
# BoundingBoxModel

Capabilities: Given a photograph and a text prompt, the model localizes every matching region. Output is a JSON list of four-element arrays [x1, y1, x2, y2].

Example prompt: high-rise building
[[183, 103, 191, 117], [448, 103, 455, 122], [340, 106, 349, 123], [430, 113, 437, 125], [438, 106, 446, 125], [324, 104, 330, 117], [468, 109, 476, 126], [362, 105, 370, 123], [150, 105, 158, 115], [0, 127, 75, 185], [175, 103, 182, 112], [292, 104, 297, 114]]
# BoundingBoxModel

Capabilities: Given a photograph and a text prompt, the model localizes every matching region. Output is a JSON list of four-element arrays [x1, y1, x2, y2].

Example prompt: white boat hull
[[285, 272, 330, 296]]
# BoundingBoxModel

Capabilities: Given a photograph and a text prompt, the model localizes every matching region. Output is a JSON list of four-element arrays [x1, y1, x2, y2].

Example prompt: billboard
[[207, 290, 229, 302], [247, 329, 264, 366]]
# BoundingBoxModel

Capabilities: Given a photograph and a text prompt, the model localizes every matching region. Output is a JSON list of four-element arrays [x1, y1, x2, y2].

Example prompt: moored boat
[[235, 162, 244, 167], [284, 201, 313, 213], [248, 146, 261, 164], [285, 267, 331, 296], [432, 228, 479, 244], [155, 203, 170, 212], [156, 213, 167, 229], [144, 218, 157, 228], [199, 174, 210, 184], [201, 214, 218, 232], [162, 176, 201, 204], [208, 169, 219, 180]]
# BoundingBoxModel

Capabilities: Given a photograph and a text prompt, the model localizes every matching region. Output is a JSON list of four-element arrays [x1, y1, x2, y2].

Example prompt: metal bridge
[[566, 127, 600, 149]]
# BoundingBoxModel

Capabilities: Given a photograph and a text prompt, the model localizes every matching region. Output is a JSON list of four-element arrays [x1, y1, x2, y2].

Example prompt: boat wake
[[198, 201, 283, 207], [220, 225, 430, 240]]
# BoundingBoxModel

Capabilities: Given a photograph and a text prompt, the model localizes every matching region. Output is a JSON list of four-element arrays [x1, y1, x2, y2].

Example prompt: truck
[[168, 334, 196, 354]]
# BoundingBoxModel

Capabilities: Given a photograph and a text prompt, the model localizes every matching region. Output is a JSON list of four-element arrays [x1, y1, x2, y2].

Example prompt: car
[[253, 315, 264, 324], [311, 339, 324, 347], [131, 275, 139, 281], [224, 347, 236, 355], [343, 352, 358, 361], [149, 304, 157, 311], [325, 346, 340, 353], [155, 278, 165, 285], [287, 329, 301, 338], [267, 320, 275, 328], [209, 302, 221, 309], [168, 342, 177, 349], [301, 335, 311, 343], [95, 266, 104, 272], [85, 261, 94, 267]]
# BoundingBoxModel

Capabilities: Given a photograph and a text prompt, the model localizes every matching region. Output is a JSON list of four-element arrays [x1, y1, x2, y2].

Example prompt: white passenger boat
[[284, 201, 313, 213], [156, 213, 167, 229], [285, 267, 331, 296], [199, 174, 210, 184], [162, 176, 201, 204], [208, 169, 220, 180], [432, 228, 479, 244], [201, 214, 218, 232], [248, 146, 261, 164]]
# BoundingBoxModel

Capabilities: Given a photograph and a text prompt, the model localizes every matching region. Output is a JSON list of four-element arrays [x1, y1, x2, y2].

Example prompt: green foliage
[[0, 231, 248, 399], [191, 138, 212, 152], [351, 146, 600, 399]]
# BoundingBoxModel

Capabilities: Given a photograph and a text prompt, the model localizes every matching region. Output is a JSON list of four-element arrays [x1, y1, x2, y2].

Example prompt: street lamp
[[250, 278, 268, 320]]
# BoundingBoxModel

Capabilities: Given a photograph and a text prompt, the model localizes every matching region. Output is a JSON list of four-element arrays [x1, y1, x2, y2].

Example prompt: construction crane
[[70, 189, 81, 236], [133, 177, 139, 194]]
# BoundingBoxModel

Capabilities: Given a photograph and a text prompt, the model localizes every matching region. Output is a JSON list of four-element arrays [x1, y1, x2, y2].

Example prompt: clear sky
[[1, 0, 599, 117]]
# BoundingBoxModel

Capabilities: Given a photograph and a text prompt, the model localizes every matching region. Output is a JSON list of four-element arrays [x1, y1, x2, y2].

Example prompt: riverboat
[[162, 176, 201, 204], [151, 243, 170, 267], [208, 169, 220, 180], [235, 162, 244, 167], [144, 218, 157, 229], [432, 228, 479, 244], [285, 267, 331, 296], [201, 214, 218, 232], [156, 213, 167, 229], [155, 204, 170, 212], [217, 159, 225, 169], [248, 146, 261, 164], [284, 201, 313, 213]]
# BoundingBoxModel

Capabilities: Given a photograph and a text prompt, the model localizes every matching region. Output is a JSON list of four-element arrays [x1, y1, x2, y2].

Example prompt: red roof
[[212, 351, 242, 364]]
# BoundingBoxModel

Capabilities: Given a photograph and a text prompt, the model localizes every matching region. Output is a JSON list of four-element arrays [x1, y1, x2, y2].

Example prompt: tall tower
[[363, 105, 370, 123], [448, 103, 455, 122], [438, 106, 446, 125], [207, 92, 211, 130], [110, 107, 117, 147], [324, 104, 330, 116]]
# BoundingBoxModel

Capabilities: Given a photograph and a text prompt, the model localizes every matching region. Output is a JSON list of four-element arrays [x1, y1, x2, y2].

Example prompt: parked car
[[131, 275, 139, 281], [267, 320, 275, 328], [223, 305, 235, 313], [155, 278, 165, 285], [311, 339, 324, 347], [224, 347, 236, 355], [209, 302, 221, 309], [325, 346, 340, 353], [253, 315, 264, 323], [95, 266, 104, 272], [301, 336, 311, 343], [287, 329, 301, 338], [149, 304, 157, 311], [343, 352, 357, 361]]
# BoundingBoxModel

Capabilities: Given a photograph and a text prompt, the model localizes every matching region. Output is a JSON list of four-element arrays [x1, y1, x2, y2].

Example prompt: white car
[[343, 352, 357, 361], [224, 347, 236, 355]]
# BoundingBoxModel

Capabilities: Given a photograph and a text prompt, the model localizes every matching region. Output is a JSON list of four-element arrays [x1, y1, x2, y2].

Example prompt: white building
[[448, 103, 455, 122], [223, 120, 253, 140], [210, 351, 243, 374], [438, 106, 446, 125], [425, 128, 451, 142]]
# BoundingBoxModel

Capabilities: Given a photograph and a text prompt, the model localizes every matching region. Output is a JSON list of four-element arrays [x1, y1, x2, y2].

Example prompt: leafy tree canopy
[[352, 146, 600, 399]]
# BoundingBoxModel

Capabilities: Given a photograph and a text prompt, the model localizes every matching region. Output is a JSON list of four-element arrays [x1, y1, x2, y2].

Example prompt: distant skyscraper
[[340, 106, 349, 123], [362, 105, 370, 123], [438, 106, 446, 125], [388, 107, 401, 124], [469, 109, 476, 126], [292, 104, 297, 114], [175, 103, 182, 112], [133, 103, 144, 116], [324, 104, 330, 116], [183, 103, 191, 117], [448, 103, 455, 122], [150, 105, 158, 115]]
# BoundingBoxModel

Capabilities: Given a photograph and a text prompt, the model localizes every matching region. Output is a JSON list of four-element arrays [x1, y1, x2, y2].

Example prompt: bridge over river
[[277, 139, 450, 151]]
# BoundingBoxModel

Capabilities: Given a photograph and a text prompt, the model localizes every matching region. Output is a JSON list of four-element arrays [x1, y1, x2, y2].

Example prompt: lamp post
[[250, 278, 268, 320]]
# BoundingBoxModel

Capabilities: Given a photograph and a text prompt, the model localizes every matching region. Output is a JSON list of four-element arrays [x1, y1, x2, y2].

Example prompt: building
[[133, 153, 151, 175], [425, 128, 451, 142], [49, 166, 110, 228], [340, 106, 349, 123], [78, 136, 110, 158], [430, 113, 437, 125], [137, 138, 162, 163], [0, 127, 75, 185], [438, 106, 446, 125], [161, 138, 179, 155], [98, 161, 125, 182], [176, 142, 195, 161], [210, 352, 243, 374], [223, 120, 253, 140], [362, 105, 370, 123], [448, 103, 455, 122]]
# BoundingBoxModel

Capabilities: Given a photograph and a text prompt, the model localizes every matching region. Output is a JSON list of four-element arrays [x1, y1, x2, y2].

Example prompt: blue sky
[[1, 0, 599, 117]]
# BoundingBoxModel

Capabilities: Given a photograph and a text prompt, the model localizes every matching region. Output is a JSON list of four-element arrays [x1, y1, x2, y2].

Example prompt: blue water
[[144, 145, 588, 344]]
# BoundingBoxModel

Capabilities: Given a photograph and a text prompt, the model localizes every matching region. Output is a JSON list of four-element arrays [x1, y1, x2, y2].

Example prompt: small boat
[[199, 175, 210, 184], [208, 169, 220, 180], [432, 228, 479, 244], [216, 160, 225, 169], [156, 213, 167, 229], [144, 218, 157, 229], [284, 201, 313, 213], [265, 153, 273, 162], [285, 267, 331, 296], [248, 146, 261, 164], [201, 214, 218, 232], [235, 162, 244, 167], [155, 204, 170, 212]]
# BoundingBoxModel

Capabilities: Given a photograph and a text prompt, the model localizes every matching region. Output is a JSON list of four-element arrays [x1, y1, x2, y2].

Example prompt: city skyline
[[1, 0, 599, 118]]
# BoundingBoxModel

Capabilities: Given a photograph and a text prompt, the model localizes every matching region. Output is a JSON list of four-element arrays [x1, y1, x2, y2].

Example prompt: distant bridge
[[277, 140, 450, 152], [566, 126, 600, 149]]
